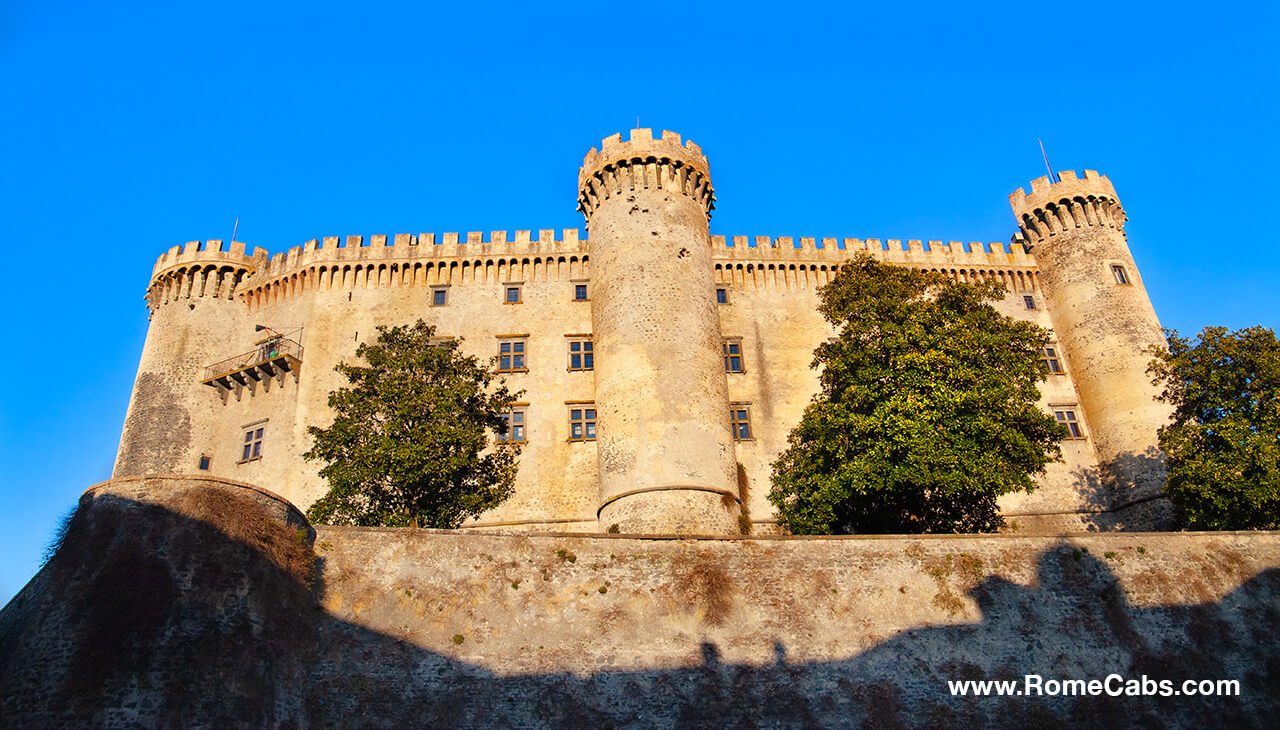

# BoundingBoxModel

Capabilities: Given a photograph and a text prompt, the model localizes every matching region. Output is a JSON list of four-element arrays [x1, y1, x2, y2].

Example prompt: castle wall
[[710, 236, 1105, 532], [114, 241, 261, 478], [307, 521, 1280, 726], [128, 225, 1124, 533], [1011, 171, 1173, 530], [579, 130, 741, 534], [165, 233, 603, 529], [6, 477, 1277, 727]]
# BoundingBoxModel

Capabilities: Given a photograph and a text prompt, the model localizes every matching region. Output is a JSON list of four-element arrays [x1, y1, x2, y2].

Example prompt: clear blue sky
[[2, 1, 1276, 604]]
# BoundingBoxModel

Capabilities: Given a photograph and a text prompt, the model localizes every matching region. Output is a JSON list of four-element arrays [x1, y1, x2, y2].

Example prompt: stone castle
[[114, 128, 1172, 534], [14, 130, 1280, 729]]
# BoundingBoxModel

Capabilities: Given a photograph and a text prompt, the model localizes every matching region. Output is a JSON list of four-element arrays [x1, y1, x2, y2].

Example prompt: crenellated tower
[[114, 240, 262, 477], [578, 129, 741, 534], [1010, 171, 1172, 528]]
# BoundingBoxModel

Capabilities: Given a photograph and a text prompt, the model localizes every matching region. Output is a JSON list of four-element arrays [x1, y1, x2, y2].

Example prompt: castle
[[113, 128, 1172, 534], [15, 130, 1279, 729]]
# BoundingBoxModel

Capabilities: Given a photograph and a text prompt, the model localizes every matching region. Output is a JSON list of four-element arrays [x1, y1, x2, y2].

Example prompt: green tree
[[768, 255, 1064, 534], [305, 320, 521, 528], [1149, 326, 1280, 529]]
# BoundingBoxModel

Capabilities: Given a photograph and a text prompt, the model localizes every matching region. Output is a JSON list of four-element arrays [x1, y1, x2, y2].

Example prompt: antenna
[[230, 216, 240, 244], [1038, 139, 1059, 183], [635, 116, 640, 129]]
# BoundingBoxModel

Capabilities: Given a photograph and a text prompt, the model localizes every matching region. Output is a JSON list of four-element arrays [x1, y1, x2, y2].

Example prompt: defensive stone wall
[[126, 229, 1106, 532], [1011, 170, 1172, 529], [121, 142, 1164, 533], [3, 477, 1276, 727]]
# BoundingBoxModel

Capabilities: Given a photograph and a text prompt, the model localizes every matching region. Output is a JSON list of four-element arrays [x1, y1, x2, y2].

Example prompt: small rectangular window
[[498, 339, 527, 372], [241, 426, 265, 461], [731, 406, 752, 440], [568, 339, 594, 371], [569, 404, 597, 441], [497, 406, 527, 443], [505, 285, 522, 304], [723, 339, 743, 373], [574, 283, 588, 301], [1054, 409, 1084, 439], [198, 455, 212, 470], [1040, 347, 1064, 374], [431, 288, 448, 306], [1024, 295, 1037, 310], [1112, 265, 1129, 284], [716, 287, 729, 304]]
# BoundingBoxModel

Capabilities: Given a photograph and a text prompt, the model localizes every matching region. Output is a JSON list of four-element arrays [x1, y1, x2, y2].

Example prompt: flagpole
[[1038, 139, 1058, 183]]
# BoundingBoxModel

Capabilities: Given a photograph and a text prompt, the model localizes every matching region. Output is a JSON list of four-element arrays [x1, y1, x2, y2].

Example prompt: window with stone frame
[[497, 405, 528, 444], [1040, 346, 1064, 375], [568, 403, 596, 441], [568, 338, 593, 371], [497, 337, 527, 372], [723, 338, 744, 373], [240, 421, 266, 462], [1053, 408, 1085, 439], [730, 405, 752, 441]]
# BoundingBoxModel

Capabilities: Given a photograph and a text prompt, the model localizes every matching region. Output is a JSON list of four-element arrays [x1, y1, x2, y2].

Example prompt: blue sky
[[2, 1, 1276, 604]]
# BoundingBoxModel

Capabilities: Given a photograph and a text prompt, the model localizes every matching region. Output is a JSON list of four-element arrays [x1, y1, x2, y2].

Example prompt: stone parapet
[[577, 128, 715, 220], [1009, 170, 1126, 244]]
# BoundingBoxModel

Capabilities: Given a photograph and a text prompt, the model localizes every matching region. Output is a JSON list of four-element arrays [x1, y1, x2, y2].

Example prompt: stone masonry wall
[[128, 230, 1125, 534], [1012, 171, 1174, 529], [311, 524, 1280, 727], [4, 477, 1277, 727]]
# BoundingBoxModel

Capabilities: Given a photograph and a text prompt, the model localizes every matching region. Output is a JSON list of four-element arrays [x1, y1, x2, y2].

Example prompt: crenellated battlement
[[246, 229, 589, 280], [709, 234, 1031, 262], [225, 228, 1045, 311], [146, 240, 265, 312], [577, 129, 715, 220], [1009, 170, 1125, 244], [151, 239, 266, 278], [708, 235, 1040, 293], [236, 230, 593, 311]]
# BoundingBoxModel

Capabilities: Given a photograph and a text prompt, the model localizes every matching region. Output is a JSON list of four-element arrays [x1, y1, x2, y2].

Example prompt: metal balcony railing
[[202, 336, 303, 389]]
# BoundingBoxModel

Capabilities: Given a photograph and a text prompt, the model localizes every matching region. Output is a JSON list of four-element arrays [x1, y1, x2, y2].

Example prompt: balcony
[[202, 336, 303, 391]]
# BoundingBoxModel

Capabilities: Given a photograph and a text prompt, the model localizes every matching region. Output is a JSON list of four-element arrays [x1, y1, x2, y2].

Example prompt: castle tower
[[114, 241, 259, 477], [577, 129, 741, 534], [1010, 171, 1173, 528]]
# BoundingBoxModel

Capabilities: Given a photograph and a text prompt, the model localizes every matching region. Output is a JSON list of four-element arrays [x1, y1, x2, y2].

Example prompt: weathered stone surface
[[1011, 172, 1173, 527], [582, 130, 740, 534], [114, 133, 1173, 536], [3, 478, 1277, 727]]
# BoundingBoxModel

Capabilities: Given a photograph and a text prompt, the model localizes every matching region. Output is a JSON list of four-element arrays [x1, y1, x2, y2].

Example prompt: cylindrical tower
[[578, 128, 740, 534], [1010, 170, 1172, 529], [114, 240, 260, 477]]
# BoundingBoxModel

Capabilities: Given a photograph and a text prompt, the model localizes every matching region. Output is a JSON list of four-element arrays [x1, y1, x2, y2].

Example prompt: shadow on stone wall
[[1067, 447, 1173, 532], [2, 485, 1276, 728]]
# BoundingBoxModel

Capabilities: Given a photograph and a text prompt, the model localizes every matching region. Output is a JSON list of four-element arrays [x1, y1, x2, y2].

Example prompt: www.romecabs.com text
[[948, 674, 1240, 697]]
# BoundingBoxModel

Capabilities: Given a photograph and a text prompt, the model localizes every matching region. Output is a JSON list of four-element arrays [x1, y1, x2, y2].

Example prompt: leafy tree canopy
[[1149, 326, 1280, 530], [305, 320, 521, 528], [768, 255, 1063, 534]]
